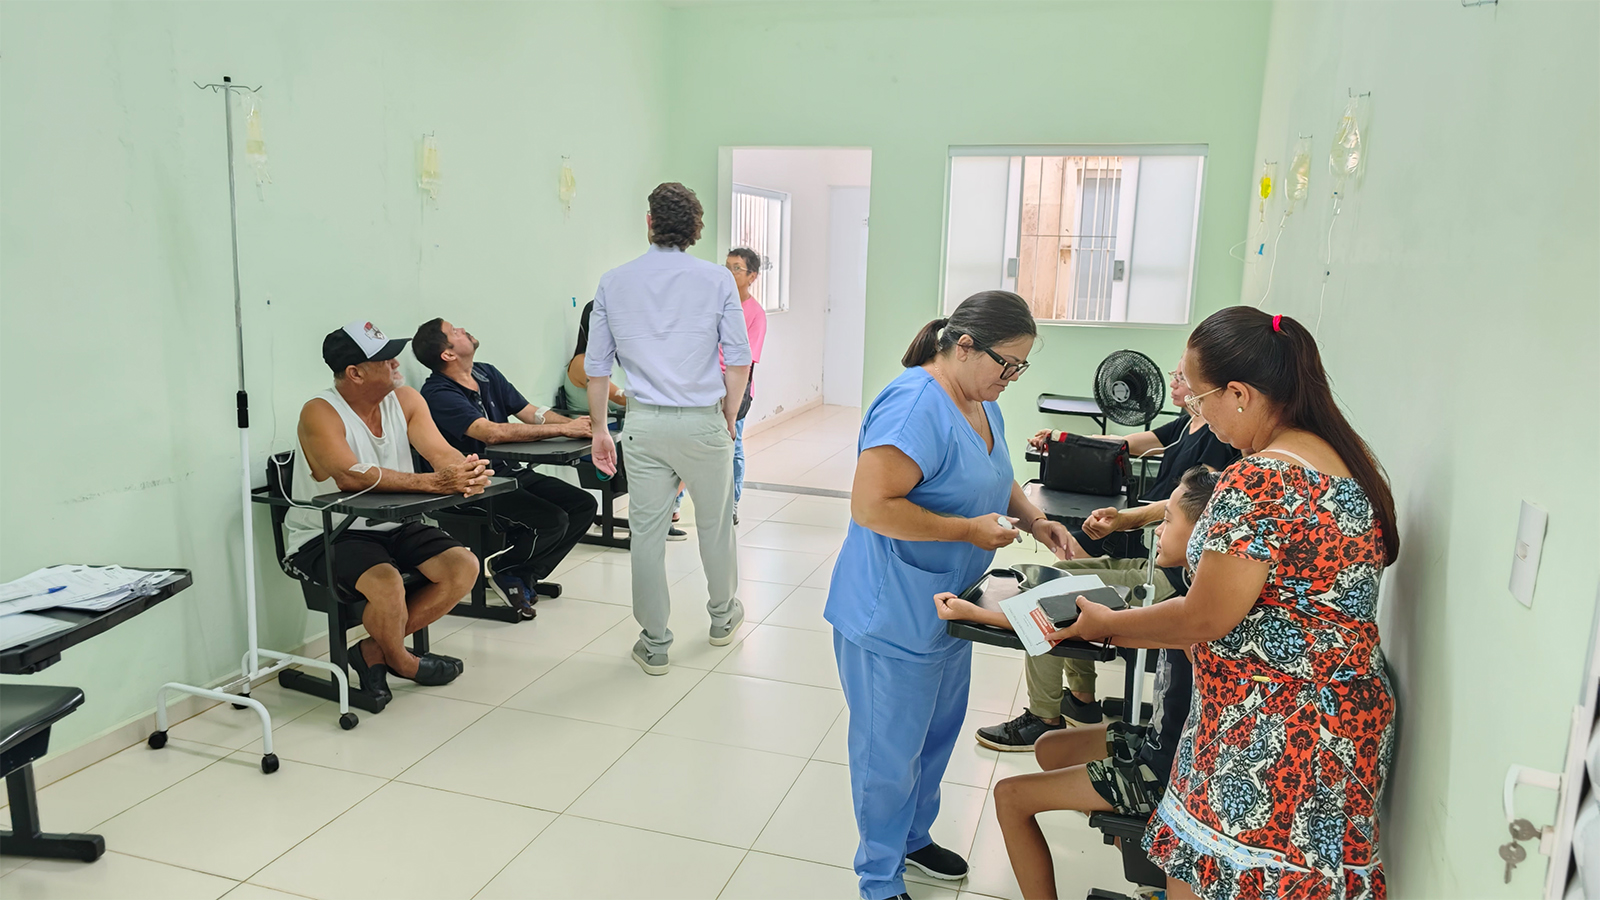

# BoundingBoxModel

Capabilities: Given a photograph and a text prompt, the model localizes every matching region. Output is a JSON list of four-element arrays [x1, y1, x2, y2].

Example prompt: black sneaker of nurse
[[1062, 691, 1104, 725], [905, 842, 968, 881], [975, 709, 1065, 752], [667, 526, 688, 541]]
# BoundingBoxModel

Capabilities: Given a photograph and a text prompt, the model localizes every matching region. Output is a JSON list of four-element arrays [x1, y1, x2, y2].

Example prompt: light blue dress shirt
[[585, 245, 753, 408], [824, 367, 1015, 660]]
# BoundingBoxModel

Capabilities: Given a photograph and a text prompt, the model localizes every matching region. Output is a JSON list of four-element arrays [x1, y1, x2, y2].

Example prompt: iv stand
[[146, 77, 356, 775]]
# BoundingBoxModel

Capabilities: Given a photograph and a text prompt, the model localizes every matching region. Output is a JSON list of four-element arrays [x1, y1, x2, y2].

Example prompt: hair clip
[[1271, 314, 1283, 333]]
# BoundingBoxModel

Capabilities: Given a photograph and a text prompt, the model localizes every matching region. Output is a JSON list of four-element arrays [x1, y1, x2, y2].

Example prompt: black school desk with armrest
[[944, 568, 1156, 725], [1022, 480, 1129, 529], [484, 433, 630, 551], [0, 569, 193, 863], [251, 477, 517, 709]]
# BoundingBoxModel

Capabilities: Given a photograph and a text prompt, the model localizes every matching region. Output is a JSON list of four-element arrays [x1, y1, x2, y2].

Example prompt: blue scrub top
[[824, 367, 1015, 661]]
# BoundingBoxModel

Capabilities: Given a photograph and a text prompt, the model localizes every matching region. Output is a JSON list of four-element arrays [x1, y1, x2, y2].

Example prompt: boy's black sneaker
[[975, 710, 1065, 752], [905, 842, 967, 881], [1063, 691, 1104, 725]]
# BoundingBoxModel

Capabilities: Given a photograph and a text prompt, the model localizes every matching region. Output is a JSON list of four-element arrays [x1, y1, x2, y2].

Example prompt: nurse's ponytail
[[902, 291, 1036, 368]]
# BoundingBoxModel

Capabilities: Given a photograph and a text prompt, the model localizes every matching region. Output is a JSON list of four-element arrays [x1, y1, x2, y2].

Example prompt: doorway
[[719, 147, 871, 495]]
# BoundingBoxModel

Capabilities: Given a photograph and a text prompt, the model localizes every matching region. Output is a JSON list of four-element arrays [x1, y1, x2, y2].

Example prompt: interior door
[[824, 186, 870, 408]]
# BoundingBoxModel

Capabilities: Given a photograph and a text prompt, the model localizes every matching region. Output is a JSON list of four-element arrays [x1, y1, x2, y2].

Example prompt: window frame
[[730, 183, 792, 314], [939, 144, 1208, 329]]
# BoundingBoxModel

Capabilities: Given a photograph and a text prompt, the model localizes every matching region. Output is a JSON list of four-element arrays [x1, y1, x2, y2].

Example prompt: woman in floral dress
[[1057, 306, 1399, 899]]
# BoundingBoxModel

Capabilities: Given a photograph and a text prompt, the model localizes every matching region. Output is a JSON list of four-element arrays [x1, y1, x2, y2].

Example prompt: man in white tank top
[[286, 321, 495, 704]]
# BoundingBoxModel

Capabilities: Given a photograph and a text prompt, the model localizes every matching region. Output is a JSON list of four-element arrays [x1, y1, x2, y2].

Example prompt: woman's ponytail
[[902, 318, 950, 368], [902, 292, 1036, 369]]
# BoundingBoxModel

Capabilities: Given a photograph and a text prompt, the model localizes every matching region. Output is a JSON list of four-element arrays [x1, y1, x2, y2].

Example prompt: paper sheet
[[998, 574, 1110, 656], [0, 612, 76, 651], [0, 565, 172, 617]]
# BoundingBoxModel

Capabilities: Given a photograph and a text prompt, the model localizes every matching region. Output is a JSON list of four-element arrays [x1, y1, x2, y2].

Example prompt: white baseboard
[[743, 396, 824, 438], [26, 631, 334, 791]]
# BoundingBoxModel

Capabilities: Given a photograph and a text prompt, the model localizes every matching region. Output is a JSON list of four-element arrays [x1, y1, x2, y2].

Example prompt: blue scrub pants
[[833, 631, 972, 900]]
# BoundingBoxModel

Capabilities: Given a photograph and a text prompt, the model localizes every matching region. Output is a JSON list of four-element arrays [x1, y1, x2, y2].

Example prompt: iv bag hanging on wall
[[244, 93, 270, 186], [419, 134, 442, 200], [1288, 137, 1312, 212], [558, 157, 576, 215], [1330, 96, 1365, 184]]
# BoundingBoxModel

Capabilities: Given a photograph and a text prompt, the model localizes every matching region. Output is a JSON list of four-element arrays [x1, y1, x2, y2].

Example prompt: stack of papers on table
[[0, 565, 174, 617]]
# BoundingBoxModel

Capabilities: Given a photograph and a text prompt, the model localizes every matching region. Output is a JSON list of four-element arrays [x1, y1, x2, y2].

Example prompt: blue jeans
[[732, 418, 748, 507]]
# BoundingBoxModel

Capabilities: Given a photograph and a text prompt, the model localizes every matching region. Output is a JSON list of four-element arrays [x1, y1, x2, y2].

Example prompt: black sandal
[[347, 641, 392, 704], [412, 650, 464, 675], [393, 654, 460, 686]]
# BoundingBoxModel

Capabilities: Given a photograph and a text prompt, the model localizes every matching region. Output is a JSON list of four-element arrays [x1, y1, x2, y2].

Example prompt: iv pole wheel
[[147, 731, 168, 750], [339, 712, 359, 731], [232, 691, 251, 710], [260, 753, 280, 774]]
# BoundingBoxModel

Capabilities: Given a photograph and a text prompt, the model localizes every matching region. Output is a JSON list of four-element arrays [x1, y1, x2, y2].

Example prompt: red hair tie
[[1271, 314, 1283, 333]]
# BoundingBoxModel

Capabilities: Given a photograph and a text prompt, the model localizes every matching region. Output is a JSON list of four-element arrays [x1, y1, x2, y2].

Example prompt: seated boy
[[933, 465, 1220, 899]]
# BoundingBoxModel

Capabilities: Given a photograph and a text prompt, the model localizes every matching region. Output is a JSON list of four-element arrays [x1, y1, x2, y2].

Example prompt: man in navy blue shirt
[[413, 318, 598, 618]]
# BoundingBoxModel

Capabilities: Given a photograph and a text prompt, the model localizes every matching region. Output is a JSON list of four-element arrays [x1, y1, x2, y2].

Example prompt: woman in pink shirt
[[726, 247, 768, 522]]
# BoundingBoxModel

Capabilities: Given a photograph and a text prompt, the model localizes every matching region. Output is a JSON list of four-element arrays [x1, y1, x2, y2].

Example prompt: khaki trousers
[[621, 402, 740, 655]]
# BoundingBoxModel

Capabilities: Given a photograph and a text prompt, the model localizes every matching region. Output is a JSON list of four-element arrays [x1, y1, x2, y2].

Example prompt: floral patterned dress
[[1143, 456, 1396, 900]]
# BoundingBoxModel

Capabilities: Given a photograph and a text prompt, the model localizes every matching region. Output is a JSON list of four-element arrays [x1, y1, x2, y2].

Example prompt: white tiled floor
[[743, 405, 861, 494], [1, 483, 1137, 900]]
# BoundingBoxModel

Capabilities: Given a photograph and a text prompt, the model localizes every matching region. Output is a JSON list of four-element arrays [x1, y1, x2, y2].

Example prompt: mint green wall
[[662, 1, 1272, 464], [1245, 2, 1599, 895], [0, 1, 668, 748]]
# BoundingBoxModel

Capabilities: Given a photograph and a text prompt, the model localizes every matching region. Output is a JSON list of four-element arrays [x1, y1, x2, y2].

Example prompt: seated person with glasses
[[935, 466, 1219, 900], [413, 318, 599, 618], [284, 321, 492, 702], [974, 357, 1236, 752]]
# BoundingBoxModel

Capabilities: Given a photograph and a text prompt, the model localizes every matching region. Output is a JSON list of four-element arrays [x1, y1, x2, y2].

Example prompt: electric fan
[[1093, 350, 1165, 428]]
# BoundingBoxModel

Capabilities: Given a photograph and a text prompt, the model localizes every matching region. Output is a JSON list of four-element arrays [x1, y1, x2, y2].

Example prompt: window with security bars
[[731, 184, 790, 313], [943, 148, 1205, 325]]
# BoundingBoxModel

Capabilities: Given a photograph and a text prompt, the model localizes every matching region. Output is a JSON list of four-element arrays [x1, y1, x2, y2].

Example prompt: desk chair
[[551, 397, 630, 550], [0, 684, 102, 862], [259, 453, 430, 717]]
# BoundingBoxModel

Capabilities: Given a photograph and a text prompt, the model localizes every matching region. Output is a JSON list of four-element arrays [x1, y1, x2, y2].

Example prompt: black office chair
[[553, 391, 631, 549], [257, 452, 431, 716], [1085, 811, 1166, 898], [0, 684, 102, 862]]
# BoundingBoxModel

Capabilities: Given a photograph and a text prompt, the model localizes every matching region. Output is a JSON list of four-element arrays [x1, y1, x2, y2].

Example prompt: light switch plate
[[1508, 500, 1548, 608]]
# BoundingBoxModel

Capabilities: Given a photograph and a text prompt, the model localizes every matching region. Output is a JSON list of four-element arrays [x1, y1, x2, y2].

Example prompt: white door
[[825, 186, 870, 407]]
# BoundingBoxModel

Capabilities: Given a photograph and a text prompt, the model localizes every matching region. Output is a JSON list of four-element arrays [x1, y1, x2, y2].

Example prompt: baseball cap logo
[[364, 322, 386, 341]]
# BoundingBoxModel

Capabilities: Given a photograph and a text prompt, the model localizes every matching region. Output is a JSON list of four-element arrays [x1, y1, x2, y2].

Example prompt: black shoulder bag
[[1039, 433, 1129, 496]]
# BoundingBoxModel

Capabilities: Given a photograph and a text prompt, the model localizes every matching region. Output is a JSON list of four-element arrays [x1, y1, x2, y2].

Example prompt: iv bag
[[1288, 138, 1311, 211], [1330, 97, 1364, 182], [558, 158, 576, 213], [244, 94, 270, 186], [419, 134, 442, 200]]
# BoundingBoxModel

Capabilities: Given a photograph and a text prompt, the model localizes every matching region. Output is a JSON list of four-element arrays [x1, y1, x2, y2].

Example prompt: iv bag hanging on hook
[[558, 157, 577, 216], [1330, 96, 1365, 184], [419, 134, 442, 200], [1288, 137, 1312, 212], [243, 93, 270, 187]]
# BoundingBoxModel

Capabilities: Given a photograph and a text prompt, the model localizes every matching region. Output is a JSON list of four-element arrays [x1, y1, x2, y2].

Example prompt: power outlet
[[1508, 500, 1548, 608]]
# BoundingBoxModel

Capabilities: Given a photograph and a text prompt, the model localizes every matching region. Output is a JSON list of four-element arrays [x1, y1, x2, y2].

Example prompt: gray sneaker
[[709, 599, 745, 647], [632, 640, 669, 675]]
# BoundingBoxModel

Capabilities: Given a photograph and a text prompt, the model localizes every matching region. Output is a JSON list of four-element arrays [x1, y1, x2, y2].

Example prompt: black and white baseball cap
[[322, 320, 409, 373]]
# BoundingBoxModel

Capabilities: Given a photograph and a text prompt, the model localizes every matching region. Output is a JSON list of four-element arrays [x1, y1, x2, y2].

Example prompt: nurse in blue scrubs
[[825, 291, 1073, 900]]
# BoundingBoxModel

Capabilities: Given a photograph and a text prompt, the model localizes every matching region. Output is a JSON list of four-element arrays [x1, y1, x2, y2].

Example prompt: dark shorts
[[287, 523, 463, 595], [1085, 722, 1167, 817]]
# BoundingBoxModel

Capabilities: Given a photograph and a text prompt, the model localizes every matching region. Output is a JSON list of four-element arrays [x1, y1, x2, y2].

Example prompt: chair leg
[[279, 590, 391, 714], [0, 760, 104, 862]]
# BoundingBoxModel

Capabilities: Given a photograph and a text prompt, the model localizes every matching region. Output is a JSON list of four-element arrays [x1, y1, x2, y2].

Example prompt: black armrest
[[1088, 811, 1151, 841]]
